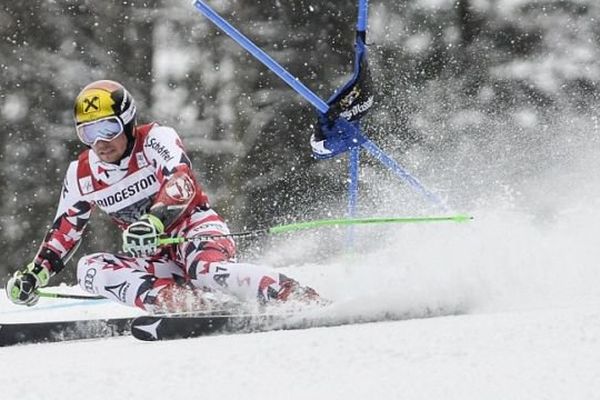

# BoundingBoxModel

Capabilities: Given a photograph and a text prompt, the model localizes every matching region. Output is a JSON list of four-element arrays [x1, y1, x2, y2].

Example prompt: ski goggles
[[76, 117, 124, 146]]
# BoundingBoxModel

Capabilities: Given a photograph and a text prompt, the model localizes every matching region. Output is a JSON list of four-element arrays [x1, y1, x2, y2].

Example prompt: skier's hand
[[6, 262, 50, 306], [122, 214, 165, 258]]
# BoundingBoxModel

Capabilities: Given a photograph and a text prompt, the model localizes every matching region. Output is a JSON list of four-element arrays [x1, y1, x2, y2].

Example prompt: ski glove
[[6, 262, 50, 306], [122, 214, 165, 258]]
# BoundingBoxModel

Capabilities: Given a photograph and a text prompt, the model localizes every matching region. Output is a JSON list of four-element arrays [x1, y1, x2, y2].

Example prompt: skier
[[5, 80, 320, 313]]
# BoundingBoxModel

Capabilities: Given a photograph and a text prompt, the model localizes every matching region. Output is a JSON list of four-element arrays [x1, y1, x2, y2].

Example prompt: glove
[[6, 262, 51, 306], [122, 214, 165, 257]]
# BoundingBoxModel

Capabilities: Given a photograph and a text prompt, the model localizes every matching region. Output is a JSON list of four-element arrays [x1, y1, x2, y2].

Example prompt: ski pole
[[36, 291, 105, 300], [159, 214, 473, 245]]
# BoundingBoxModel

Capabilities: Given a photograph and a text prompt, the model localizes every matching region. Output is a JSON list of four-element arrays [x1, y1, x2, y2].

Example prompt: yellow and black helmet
[[74, 80, 136, 143]]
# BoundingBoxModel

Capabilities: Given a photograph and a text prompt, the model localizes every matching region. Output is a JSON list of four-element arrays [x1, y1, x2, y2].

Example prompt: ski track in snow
[[0, 302, 599, 400], [2, 200, 600, 400]]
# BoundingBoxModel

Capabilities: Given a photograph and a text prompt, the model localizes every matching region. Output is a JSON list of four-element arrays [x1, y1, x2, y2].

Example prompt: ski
[[130, 304, 466, 342], [129, 310, 387, 341], [0, 317, 133, 347], [130, 312, 296, 341], [0, 307, 463, 345]]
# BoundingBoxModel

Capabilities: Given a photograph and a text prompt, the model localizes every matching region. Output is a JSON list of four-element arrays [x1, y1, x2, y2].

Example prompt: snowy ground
[[3, 113, 600, 399], [2, 202, 600, 400], [2, 302, 599, 400]]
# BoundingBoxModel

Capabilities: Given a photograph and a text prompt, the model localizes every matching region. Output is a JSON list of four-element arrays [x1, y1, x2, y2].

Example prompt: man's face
[[92, 133, 128, 163]]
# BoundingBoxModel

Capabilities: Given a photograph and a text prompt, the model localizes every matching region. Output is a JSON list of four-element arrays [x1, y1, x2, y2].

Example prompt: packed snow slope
[[0, 288, 599, 400], [2, 194, 600, 400]]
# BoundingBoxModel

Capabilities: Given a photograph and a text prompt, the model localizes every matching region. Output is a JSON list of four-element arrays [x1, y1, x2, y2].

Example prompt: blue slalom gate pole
[[347, 145, 361, 245], [348, 0, 369, 222], [361, 138, 448, 210], [348, 147, 360, 216], [191, 0, 447, 211], [357, 0, 369, 32], [347, 0, 368, 219], [193, 0, 329, 114]]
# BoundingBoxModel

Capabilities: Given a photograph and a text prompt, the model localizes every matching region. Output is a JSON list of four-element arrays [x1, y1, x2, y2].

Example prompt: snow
[[1, 93, 28, 122], [2, 136, 600, 399], [1, 300, 599, 400], [2, 199, 600, 400], [3, 3, 600, 397]]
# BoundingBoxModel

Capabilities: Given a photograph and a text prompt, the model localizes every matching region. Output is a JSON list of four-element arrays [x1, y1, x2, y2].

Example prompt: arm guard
[[150, 166, 198, 229], [143, 126, 209, 230]]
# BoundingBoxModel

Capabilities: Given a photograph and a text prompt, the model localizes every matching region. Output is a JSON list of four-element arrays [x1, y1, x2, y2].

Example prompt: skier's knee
[[76, 253, 106, 294], [186, 249, 230, 280]]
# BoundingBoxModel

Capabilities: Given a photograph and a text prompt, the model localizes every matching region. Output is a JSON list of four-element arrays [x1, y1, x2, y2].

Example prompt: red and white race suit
[[33, 123, 310, 311]]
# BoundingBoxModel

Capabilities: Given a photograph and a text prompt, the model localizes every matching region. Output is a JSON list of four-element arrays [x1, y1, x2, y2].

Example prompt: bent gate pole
[[191, 0, 447, 211]]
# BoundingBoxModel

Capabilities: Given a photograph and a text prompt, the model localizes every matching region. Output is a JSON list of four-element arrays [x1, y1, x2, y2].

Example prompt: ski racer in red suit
[[6, 80, 320, 312]]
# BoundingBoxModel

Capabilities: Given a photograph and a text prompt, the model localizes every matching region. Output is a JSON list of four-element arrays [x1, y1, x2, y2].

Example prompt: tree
[[0, 0, 159, 282]]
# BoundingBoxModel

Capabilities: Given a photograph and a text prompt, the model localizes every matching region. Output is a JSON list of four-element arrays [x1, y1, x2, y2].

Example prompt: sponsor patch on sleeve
[[164, 174, 195, 203], [79, 176, 94, 194]]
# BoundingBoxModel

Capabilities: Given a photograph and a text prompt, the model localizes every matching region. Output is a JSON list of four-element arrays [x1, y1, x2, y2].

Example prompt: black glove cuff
[[36, 247, 64, 273]]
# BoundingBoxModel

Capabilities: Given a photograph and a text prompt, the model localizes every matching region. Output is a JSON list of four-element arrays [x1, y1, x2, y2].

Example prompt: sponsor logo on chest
[[90, 169, 159, 212], [136, 152, 148, 168], [79, 176, 94, 195]]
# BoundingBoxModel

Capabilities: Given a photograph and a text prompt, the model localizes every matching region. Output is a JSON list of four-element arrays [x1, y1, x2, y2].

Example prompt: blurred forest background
[[1, 0, 600, 283]]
